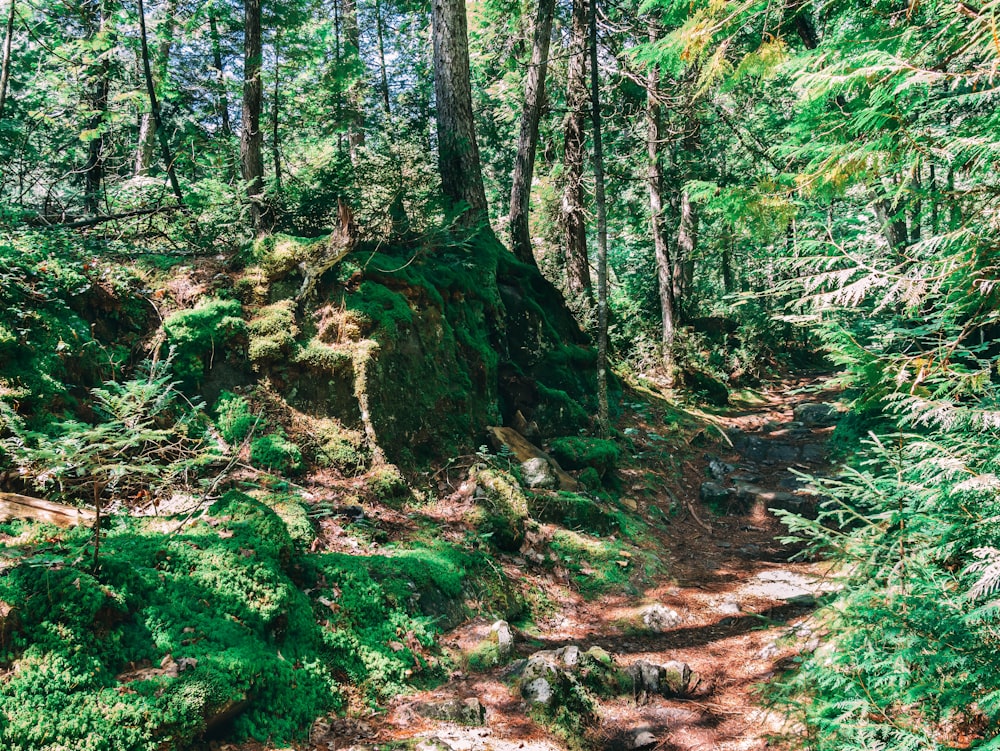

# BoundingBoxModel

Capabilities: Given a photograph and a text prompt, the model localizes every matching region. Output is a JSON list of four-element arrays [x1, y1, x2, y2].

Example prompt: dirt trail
[[299, 375, 843, 751], [211, 376, 844, 751]]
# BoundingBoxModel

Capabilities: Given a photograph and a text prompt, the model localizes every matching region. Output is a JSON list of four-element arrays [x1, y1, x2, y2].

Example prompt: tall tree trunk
[[0, 0, 16, 120], [137, 0, 183, 202], [83, 0, 111, 215], [241, 0, 265, 231], [432, 0, 488, 221], [341, 0, 364, 161], [135, 0, 176, 178], [375, 0, 391, 114], [589, 0, 609, 434], [508, 0, 554, 266], [209, 13, 231, 136], [562, 0, 590, 296], [646, 32, 675, 381], [675, 189, 697, 309], [271, 29, 282, 195]]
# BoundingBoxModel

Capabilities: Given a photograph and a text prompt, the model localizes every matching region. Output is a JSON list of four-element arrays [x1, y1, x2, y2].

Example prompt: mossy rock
[[250, 432, 305, 475], [247, 300, 298, 364], [368, 464, 408, 503], [681, 368, 730, 406], [548, 437, 620, 475], [528, 491, 625, 536], [162, 298, 245, 384], [471, 466, 530, 552]]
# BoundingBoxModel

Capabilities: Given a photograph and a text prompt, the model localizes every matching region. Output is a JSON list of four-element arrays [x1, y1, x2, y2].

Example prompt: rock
[[414, 698, 487, 726], [718, 600, 741, 615], [699, 481, 731, 505], [490, 619, 515, 659], [705, 455, 735, 481], [641, 604, 682, 632], [766, 443, 800, 463], [739, 544, 761, 557], [626, 659, 692, 697], [632, 730, 658, 749], [520, 457, 557, 489], [793, 402, 842, 427], [801, 443, 828, 462], [522, 677, 554, 705], [484, 426, 581, 490]]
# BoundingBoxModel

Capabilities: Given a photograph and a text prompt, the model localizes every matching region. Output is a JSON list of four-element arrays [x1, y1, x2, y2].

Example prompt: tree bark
[[83, 0, 111, 215], [209, 13, 231, 136], [508, 0, 554, 266], [432, 0, 489, 220], [0, 0, 16, 120], [271, 29, 282, 195], [241, 0, 265, 231], [341, 0, 364, 160], [562, 0, 590, 296], [646, 32, 675, 382], [589, 0, 609, 434], [375, 0, 391, 114], [134, 0, 174, 177], [136, 0, 182, 203], [675, 188, 697, 309]]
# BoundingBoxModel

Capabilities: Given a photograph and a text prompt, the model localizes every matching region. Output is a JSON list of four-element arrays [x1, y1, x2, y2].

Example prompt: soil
[[208, 375, 844, 751]]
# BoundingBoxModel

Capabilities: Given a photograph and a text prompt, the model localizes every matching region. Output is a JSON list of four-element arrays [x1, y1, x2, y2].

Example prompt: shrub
[[214, 391, 265, 445]]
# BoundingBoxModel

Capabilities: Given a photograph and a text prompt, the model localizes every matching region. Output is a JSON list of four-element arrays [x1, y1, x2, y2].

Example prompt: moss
[[368, 464, 408, 502], [347, 282, 414, 340], [293, 338, 353, 372], [214, 391, 265, 445], [247, 300, 298, 365], [528, 492, 625, 536], [313, 421, 367, 473], [548, 530, 660, 599], [534, 385, 590, 434], [249, 432, 304, 475], [549, 436, 620, 475], [578, 467, 601, 490], [162, 298, 245, 383], [471, 466, 530, 552], [246, 233, 330, 281]]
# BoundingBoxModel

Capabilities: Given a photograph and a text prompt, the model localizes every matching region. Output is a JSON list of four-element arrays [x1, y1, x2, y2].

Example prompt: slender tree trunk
[[241, 0, 265, 231], [909, 158, 921, 245], [508, 0, 554, 266], [209, 13, 231, 137], [84, 0, 111, 215], [588, 0, 609, 434], [646, 36, 675, 381], [271, 29, 282, 195], [135, 0, 176, 178], [0, 0, 16, 120], [341, 0, 364, 161], [137, 0, 183, 202], [562, 0, 590, 296], [432, 0, 489, 221], [673, 115, 699, 314], [375, 0, 391, 114], [930, 162, 939, 234]]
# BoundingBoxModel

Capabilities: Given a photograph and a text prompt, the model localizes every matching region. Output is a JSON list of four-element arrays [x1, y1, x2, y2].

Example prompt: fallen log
[[0, 492, 96, 528], [485, 426, 582, 491]]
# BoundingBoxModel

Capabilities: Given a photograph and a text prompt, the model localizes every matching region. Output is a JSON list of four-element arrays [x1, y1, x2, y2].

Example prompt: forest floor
[[210, 374, 844, 751]]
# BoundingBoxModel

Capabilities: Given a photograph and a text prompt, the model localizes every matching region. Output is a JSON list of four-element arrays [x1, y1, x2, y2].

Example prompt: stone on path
[[520, 457, 556, 489], [641, 604, 682, 632], [793, 402, 842, 427], [413, 697, 487, 725], [700, 481, 731, 505], [490, 619, 515, 659]]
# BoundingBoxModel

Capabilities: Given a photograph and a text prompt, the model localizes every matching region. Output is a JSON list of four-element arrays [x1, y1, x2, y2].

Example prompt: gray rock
[[718, 600, 741, 615], [793, 402, 842, 427], [699, 481, 731, 505], [739, 436, 768, 462], [766, 443, 801, 463], [520, 457, 556, 489], [626, 659, 692, 696], [627, 660, 664, 694], [522, 677, 554, 705], [661, 660, 692, 694], [801, 443, 828, 462], [705, 455, 735, 480], [632, 730, 658, 749], [490, 619, 515, 658], [413, 698, 487, 725], [641, 604, 682, 632]]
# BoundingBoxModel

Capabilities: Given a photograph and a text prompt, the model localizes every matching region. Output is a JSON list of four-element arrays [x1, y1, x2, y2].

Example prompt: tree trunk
[[271, 29, 282, 195], [341, 0, 365, 160], [646, 33, 675, 381], [0, 0, 16, 120], [589, 0, 609, 434], [562, 0, 590, 296], [209, 13, 231, 137], [241, 0, 265, 231], [508, 0, 554, 266], [83, 0, 111, 215], [432, 0, 488, 220], [375, 0, 391, 114], [135, 0, 176, 179], [673, 115, 699, 313], [137, 0, 183, 202]]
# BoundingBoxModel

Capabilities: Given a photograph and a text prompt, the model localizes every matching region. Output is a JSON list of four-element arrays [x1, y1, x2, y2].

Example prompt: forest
[[0, 0, 999, 747]]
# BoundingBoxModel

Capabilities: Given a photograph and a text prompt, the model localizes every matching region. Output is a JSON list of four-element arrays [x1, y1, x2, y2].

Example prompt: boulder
[[641, 604, 682, 632], [699, 482, 731, 505], [490, 619, 515, 659], [520, 457, 556, 489], [413, 698, 487, 726], [792, 402, 842, 427], [626, 659, 692, 696]]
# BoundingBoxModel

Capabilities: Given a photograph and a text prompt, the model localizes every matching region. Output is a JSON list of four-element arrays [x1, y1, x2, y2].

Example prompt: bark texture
[[241, 0, 265, 230], [432, 0, 488, 219], [589, 0, 609, 433], [83, 0, 111, 215], [561, 0, 590, 295], [508, 0, 555, 266], [646, 38, 675, 380], [0, 0, 17, 120]]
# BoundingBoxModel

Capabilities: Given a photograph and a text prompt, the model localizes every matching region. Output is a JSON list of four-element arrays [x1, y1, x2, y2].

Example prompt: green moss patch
[[162, 299, 245, 384], [548, 437, 620, 475], [528, 491, 626, 537]]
